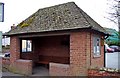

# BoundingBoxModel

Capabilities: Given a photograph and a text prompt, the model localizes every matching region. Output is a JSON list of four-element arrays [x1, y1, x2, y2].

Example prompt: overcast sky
[[0, 0, 118, 33]]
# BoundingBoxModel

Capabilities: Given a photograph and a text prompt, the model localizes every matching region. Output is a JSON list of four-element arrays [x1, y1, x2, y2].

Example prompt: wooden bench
[[37, 61, 49, 64], [37, 55, 69, 65], [37, 61, 49, 68]]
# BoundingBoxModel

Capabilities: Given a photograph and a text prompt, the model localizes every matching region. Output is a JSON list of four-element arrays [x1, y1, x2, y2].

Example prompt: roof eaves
[[90, 26, 109, 35], [3, 26, 92, 36]]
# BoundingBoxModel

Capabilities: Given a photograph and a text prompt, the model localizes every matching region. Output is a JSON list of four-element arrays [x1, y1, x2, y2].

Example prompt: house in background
[[4, 2, 107, 76]]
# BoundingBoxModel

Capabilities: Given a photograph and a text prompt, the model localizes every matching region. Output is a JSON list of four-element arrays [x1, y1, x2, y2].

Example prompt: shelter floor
[[32, 66, 49, 76]]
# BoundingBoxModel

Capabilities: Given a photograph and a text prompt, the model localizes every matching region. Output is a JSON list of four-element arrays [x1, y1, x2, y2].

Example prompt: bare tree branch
[[106, 0, 119, 23], [105, 17, 117, 23]]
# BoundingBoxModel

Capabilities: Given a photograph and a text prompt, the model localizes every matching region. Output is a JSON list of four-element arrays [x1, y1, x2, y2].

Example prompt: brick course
[[90, 34, 104, 68], [9, 59, 32, 75], [10, 36, 20, 63], [70, 32, 88, 76], [9, 36, 33, 75], [49, 63, 70, 76], [50, 31, 105, 76]]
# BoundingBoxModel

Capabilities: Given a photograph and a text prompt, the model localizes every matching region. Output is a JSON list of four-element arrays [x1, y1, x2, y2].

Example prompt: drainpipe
[[104, 34, 110, 67], [88, 28, 93, 66], [0, 31, 2, 53], [90, 32, 91, 66]]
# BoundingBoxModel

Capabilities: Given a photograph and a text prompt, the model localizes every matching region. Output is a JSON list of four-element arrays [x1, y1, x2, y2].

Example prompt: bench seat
[[37, 55, 69, 64]]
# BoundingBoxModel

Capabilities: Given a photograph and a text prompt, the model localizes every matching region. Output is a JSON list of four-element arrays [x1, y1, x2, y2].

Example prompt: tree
[[106, 0, 120, 30]]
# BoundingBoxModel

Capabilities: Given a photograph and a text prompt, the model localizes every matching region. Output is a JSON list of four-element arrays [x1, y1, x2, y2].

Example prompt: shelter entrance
[[20, 35, 70, 70]]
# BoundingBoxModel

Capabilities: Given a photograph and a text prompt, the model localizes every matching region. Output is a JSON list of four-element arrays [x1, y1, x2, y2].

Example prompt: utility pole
[[0, 2, 4, 78], [0, 2, 4, 52]]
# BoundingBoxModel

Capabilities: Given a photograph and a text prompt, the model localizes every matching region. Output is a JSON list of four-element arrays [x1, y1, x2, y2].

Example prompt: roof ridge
[[38, 2, 75, 11]]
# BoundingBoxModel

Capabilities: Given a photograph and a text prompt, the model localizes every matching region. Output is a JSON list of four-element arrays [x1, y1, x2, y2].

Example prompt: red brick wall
[[9, 59, 32, 75], [9, 31, 105, 76], [21, 52, 33, 60], [9, 36, 33, 75], [50, 31, 89, 76], [10, 36, 20, 63], [35, 36, 69, 56], [70, 31, 88, 76], [90, 34, 104, 68], [49, 63, 70, 76], [20, 35, 70, 64], [50, 31, 105, 76], [33, 35, 70, 63]]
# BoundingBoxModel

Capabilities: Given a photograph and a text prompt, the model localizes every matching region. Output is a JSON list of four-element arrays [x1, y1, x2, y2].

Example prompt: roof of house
[[5, 2, 106, 36]]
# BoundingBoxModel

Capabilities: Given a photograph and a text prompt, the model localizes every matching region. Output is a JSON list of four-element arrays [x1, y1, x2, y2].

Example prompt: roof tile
[[5, 2, 106, 36]]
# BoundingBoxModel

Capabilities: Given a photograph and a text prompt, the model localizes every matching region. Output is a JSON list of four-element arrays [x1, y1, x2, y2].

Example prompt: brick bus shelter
[[3, 2, 107, 76]]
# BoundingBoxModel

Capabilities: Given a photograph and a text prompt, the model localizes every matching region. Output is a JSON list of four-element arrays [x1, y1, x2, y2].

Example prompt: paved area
[[2, 71, 23, 76], [2, 66, 49, 77], [32, 66, 49, 76]]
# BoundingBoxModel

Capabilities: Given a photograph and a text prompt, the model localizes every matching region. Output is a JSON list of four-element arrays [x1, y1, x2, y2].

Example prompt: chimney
[[11, 24, 16, 30]]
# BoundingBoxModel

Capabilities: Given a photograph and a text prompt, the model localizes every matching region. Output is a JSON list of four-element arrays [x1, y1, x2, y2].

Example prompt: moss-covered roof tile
[[5, 2, 106, 36]]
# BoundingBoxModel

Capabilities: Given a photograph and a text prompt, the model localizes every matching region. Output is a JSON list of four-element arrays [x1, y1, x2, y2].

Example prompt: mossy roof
[[5, 2, 106, 36]]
